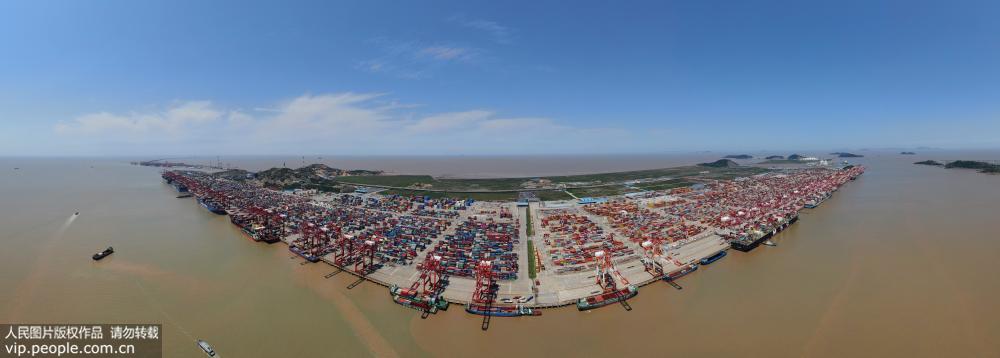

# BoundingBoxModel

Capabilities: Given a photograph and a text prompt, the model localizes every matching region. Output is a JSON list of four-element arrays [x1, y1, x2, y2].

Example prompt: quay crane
[[640, 238, 665, 277], [389, 255, 450, 317], [465, 258, 540, 328], [576, 250, 638, 311]]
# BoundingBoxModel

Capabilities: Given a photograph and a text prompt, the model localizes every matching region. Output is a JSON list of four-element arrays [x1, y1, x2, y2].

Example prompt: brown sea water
[[1, 151, 998, 357]]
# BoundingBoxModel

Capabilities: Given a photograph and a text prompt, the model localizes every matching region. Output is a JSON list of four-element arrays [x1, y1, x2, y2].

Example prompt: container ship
[[197, 197, 227, 215], [576, 285, 638, 311], [699, 250, 727, 265], [465, 304, 541, 317], [229, 216, 281, 243], [730, 214, 799, 252], [389, 285, 449, 313], [663, 263, 698, 282], [290, 246, 321, 263]]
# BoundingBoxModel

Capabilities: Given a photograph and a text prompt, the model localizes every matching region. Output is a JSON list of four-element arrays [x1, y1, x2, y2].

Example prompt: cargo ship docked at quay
[[389, 284, 450, 314], [466, 304, 541, 317], [197, 196, 227, 215], [577, 285, 639, 311], [228, 209, 285, 244], [729, 214, 799, 252], [663, 263, 698, 282]]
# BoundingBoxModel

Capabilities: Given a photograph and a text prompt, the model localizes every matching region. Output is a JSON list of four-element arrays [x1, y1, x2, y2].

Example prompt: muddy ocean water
[[1, 151, 998, 357]]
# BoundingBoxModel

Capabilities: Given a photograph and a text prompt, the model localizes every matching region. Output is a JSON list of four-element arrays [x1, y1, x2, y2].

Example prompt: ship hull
[[465, 304, 540, 317], [577, 286, 638, 311], [699, 250, 727, 265], [663, 264, 698, 281]]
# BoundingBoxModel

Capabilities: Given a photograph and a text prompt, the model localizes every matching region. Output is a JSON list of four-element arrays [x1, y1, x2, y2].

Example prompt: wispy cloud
[[358, 38, 481, 79], [451, 15, 514, 44], [53, 93, 636, 155], [417, 46, 476, 61]]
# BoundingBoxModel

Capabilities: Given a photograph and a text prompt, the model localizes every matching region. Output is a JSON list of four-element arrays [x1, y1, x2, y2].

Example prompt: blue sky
[[1, 0, 998, 155]]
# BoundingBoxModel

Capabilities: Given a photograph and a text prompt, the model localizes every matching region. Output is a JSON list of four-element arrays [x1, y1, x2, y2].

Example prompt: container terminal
[[159, 164, 865, 323]]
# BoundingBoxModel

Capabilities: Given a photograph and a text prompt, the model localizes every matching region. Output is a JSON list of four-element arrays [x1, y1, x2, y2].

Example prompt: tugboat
[[92, 247, 114, 261], [196, 340, 216, 357], [763, 240, 777, 247]]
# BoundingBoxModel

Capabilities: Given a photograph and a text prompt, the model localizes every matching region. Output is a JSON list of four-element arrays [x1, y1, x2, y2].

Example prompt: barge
[[466, 304, 541, 317], [92, 247, 114, 261], [577, 285, 638, 311], [699, 250, 727, 265], [663, 263, 698, 282], [389, 285, 449, 313]]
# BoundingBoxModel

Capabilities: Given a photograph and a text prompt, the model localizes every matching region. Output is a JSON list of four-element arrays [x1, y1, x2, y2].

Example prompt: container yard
[[159, 164, 865, 321]]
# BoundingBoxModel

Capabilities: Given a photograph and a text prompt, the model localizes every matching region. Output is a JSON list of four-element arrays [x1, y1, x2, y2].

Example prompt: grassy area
[[566, 185, 640, 198], [525, 206, 533, 237], [336, 175, 434, 187], [535, 190, 575, 201], [635, 179, 694, 191], [527, 239, 537, 279], [379, 189, 519, 201], [336, 165, 766, 193]]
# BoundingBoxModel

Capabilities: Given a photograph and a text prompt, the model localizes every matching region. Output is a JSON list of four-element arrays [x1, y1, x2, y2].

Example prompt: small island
[[723, 154, 753, 159], [900, 151, 916, 155], [831, 152, 864, 158], [699, 159, 740, 168], [760, 153, 818, 164], [944, 160, 1000, 173], [914, 160, 943, 166]]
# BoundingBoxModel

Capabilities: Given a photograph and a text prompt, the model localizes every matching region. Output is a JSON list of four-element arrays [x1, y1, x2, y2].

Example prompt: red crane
[[640, 239, 665, 276], [594, 250, 630, 293], [471, 259, 496, 305], [353, 237, 380, 274]]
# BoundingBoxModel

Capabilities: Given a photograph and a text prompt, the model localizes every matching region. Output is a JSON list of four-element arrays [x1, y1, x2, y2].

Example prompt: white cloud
[[417, 46, 475, 61], [359, 38, 482, 79], [406, 110, 492, 133], [451, 16, 514, 44], [55, 101, 222, 138], [53, 93, 638, 155]]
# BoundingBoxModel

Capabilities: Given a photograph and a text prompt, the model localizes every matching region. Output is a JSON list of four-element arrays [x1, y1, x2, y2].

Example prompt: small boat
[[74, 212, 79, 216], [763, 240, 777, 247], [92, 247, 114, 261], [197, 340, 216, 357], [699, 250, 727, 265]]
